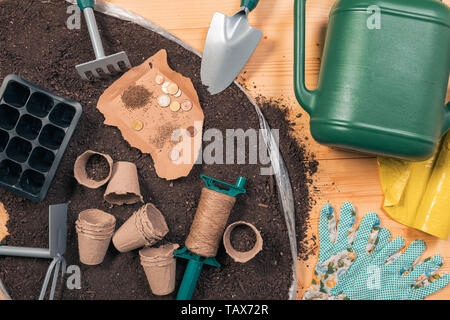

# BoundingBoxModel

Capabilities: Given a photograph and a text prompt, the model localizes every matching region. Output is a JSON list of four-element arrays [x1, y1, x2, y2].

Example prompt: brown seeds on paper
[[181, 100, 193, 111], [97, 50, 204, 180]]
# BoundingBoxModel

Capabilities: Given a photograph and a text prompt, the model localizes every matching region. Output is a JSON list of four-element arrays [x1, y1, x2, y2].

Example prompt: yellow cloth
[[378, 133, 450, 239]]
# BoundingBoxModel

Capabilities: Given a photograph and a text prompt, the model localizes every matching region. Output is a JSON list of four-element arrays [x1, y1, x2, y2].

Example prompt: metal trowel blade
[[201, 10, 262, 95]]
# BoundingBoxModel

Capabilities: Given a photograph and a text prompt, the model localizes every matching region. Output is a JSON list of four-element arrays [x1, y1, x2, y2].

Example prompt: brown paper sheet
[[97, 49, 204, 180], [223, 221, 263, 263]]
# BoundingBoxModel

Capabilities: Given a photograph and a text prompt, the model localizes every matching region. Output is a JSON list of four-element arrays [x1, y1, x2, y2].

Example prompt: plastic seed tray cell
[[0, 75, 82, 202]]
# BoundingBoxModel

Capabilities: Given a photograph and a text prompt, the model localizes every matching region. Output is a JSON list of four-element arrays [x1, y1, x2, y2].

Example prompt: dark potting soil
[[0, 0, 316, 300], [230, 225, 257, 252], [85, 154, 111, 182]]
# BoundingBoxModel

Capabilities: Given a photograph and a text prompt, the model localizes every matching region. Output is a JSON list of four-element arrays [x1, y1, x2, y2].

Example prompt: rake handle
[[241, 0, 259, 12]]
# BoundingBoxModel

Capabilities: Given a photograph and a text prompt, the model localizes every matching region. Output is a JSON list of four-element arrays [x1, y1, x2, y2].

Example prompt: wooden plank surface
[[107, 0, 449, 300]]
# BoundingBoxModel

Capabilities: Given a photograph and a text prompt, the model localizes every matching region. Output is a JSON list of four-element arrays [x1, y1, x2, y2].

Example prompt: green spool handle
[[241, 0, 260, 12], [175, 175, 247, 300], [77, 0, 95, 10], [294, 0, 450, 135]]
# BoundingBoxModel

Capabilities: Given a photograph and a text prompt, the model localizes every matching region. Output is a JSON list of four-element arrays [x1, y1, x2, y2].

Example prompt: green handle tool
[[241, 0, 260, 12], [174, 175, 247, 300]]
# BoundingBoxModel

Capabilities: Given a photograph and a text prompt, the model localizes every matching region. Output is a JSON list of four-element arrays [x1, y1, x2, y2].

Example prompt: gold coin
[[132, 120, 143, 131], [167, 83, 179, 95], [155, 75, 165, 85], [181, 99, 193, 111], [170, 100, 181, 112]]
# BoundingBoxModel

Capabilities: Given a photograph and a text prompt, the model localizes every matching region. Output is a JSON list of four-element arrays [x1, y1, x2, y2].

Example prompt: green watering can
[[295, 0, 450, 160]]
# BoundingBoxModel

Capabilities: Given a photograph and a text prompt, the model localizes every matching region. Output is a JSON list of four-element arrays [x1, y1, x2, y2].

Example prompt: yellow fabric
[[378, 133, 450, 239]]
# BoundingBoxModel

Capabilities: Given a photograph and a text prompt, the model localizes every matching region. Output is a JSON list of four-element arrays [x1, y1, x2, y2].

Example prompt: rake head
[[76, 51, 131, 81]]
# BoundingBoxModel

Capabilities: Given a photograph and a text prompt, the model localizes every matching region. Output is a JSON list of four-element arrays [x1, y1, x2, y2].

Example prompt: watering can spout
[[294, 0, 316, 115]]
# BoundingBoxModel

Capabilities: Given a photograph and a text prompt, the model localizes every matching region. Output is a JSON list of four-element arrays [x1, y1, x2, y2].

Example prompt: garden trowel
[[201, 0, 262, 95]]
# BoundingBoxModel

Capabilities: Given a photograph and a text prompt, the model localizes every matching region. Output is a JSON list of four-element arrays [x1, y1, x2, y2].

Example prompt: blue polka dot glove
[[302, 202, 382, 300], [330, 237, 450, 300]]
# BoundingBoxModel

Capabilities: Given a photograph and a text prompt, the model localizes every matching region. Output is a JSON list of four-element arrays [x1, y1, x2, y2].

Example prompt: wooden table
[[106, 0, 450, 300]]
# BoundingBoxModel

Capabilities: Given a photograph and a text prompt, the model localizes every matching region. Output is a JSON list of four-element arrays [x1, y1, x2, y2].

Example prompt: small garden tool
[[175, 175, 246, 300], [303, 203, 384, 300], [201, 0, 262, 95], [76, 0, 131, 80], [0, 203, 68, 300]]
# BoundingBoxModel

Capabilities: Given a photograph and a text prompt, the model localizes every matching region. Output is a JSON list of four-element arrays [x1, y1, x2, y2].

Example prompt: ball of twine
[[185, 188, 236, 257]]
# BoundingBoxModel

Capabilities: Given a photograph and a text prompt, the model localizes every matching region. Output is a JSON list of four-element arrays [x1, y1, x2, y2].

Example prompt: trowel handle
[[294, 0, 315, 115], [241, 0, 259, 12], [78, 2, 106, 59], [442, 101, 450, 136], [77, 0, 95, 10]]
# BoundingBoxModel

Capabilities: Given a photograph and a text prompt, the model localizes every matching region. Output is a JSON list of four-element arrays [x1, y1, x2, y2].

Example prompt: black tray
[[0, 75, 82, 202]]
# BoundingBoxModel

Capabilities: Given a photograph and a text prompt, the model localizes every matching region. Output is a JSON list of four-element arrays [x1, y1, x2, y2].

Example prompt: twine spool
[[185, 188, 236, 257]]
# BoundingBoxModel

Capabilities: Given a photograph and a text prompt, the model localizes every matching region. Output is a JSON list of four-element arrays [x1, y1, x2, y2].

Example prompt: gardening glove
[[330, 237, 450, 300], [302, 202, 381, 300]]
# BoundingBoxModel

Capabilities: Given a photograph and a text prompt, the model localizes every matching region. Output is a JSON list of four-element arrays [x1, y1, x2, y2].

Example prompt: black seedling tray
[[0, 75, 82, 202]]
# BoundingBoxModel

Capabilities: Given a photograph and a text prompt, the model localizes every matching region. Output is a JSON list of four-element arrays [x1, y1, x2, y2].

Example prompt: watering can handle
[[241, 0, 259, 12], [77, 0, 94, 10], [443, 101, 450, 136], [294, 0, 315, 115]]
